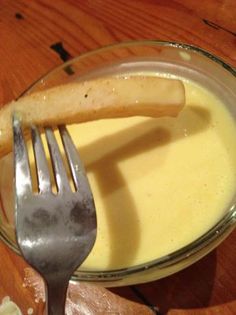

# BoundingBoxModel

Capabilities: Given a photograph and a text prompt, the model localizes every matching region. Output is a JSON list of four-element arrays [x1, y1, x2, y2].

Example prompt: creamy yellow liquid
[[61, 79, 236, 270], [1, 77, 236, 271]]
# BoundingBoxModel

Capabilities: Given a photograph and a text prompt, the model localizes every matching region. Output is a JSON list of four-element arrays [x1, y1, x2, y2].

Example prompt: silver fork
[[13, 115, 97, 315]]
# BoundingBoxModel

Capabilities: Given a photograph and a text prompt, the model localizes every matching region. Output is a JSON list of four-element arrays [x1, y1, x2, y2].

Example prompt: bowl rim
[[1, 39, 236, 282], [18, 39, 236, 98]]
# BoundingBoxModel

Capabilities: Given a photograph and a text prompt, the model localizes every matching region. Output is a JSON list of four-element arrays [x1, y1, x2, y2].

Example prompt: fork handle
[[46, 280, 69, 315]]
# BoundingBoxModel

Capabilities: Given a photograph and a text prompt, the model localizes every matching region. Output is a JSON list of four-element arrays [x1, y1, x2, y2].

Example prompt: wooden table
[[0, 1, 235, 314]]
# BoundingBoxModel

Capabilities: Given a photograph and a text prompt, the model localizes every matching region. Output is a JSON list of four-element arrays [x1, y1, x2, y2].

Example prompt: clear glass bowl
[[0, 41, 236, 287]]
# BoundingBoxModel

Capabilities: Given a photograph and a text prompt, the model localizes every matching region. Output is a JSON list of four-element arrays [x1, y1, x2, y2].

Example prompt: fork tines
[[13, 114, 93, 200]]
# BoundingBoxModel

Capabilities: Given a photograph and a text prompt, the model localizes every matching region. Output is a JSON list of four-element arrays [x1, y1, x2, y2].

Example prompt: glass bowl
[[0, 40, 236, 287]]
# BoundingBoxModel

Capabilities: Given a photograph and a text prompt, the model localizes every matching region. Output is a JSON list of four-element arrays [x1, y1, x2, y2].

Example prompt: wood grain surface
[[0, 1, 236, 314]]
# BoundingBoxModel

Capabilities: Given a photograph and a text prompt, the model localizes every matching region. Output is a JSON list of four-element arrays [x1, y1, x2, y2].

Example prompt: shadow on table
[[111, 231, 236, 313], [135, 250, 217, 313]]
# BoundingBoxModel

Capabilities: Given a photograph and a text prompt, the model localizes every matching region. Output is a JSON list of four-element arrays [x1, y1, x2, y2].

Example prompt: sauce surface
[[70, 79, 236, 270], [1, 78, 236, 271]]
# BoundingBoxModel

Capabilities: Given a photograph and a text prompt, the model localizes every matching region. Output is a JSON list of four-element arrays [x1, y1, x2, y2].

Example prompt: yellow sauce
[[66, 79, 236, 270], [1, 77, 236, 272]]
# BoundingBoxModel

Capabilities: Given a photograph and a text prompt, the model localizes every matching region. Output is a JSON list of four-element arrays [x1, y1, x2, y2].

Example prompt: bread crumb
[[27, 308, 33, 315]]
